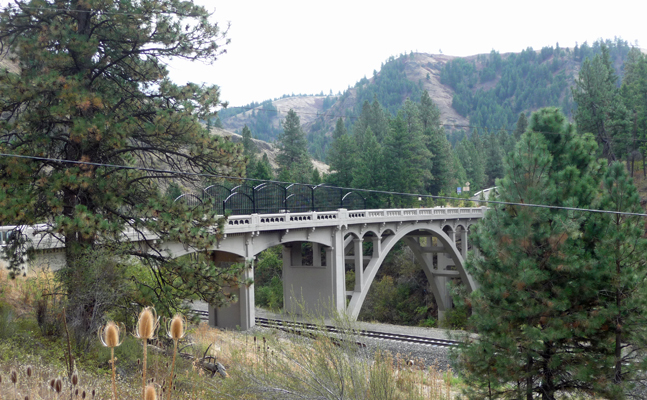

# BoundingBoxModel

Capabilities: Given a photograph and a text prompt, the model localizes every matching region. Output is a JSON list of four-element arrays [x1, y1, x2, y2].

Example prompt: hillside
[[208, 126, 329, 175], [219, 38, 639, 159]]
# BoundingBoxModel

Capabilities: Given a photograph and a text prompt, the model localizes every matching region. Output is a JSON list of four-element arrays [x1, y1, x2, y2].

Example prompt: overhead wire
[[1, 152, 646, 218]]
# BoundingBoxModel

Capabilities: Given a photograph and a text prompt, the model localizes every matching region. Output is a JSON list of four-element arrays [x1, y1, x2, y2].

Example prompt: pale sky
[[163, 0, 647, 107], [3, 0, 646, 107]]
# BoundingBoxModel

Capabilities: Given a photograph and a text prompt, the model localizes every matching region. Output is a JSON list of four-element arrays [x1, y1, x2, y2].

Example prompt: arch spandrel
[[346, 223, 476, 319]]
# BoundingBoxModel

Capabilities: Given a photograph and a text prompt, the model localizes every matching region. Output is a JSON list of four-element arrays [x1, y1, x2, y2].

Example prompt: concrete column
[[331, 229, 346, 313], [460, 228, 468, 260], [435, 253, 454, 322], [209, 254, 255, 330], [371, 236, 381, 258], [353, 238, 364, 292], [313, 242, 322, 267]]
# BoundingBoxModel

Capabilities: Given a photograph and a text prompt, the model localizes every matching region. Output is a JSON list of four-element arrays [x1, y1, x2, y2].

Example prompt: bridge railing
[[174, 181, 480, 216], [175, 182, 370, 216]]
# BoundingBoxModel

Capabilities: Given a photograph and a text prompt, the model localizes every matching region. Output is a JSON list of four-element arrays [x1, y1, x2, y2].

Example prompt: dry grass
[[0, 266, 457, 399]]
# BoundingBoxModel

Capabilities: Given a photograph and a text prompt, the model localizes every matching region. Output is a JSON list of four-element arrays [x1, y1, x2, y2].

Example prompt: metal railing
[[174, 182, 367, 216]]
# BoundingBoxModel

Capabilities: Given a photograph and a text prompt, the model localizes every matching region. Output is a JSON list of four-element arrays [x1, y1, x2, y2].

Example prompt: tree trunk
[[527, 354, 533, 400]]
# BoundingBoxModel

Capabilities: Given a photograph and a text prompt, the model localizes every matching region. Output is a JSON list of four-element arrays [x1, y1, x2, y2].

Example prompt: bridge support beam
[[208, 253, 255, 330]]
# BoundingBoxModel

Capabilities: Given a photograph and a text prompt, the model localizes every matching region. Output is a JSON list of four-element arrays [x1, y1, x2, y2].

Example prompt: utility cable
[[1, 152, 646, 218]]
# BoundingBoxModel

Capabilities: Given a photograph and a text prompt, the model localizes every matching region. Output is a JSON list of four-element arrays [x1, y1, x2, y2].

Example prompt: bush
[[0, 301, 16, 339]]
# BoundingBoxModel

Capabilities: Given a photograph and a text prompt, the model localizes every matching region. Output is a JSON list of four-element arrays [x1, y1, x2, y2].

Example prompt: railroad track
[[190, 310, 460, 348], [255, 317, 461, 348]]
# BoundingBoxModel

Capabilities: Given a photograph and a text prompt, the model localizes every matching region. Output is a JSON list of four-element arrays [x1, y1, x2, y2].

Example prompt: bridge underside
[[206, 218, 477, 330]]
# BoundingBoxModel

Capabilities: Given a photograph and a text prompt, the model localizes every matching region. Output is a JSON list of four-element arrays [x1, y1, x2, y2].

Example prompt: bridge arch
[[346, 223, 476, 320]]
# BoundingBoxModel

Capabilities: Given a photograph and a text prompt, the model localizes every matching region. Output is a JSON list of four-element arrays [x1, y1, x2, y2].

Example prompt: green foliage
[[219, 100, 283, 142], [441, 39, 632, 132], [254, 247, 283, 310], [0, 0, 247, 322], [620, 48, 647, 173], [326, 118, 356, 187], [572, 43, 630, 161], [454, 107, 647, 399], [0, 301, 16, 339], [276, 109, 313, 183]]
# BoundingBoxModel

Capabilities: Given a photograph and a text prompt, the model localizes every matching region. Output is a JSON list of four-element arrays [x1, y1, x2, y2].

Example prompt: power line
[[1, 152, 646, 218]]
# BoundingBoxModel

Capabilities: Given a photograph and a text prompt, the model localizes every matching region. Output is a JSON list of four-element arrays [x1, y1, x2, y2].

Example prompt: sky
[[2, 0, 646, 107], [165, 0, 647, 107]]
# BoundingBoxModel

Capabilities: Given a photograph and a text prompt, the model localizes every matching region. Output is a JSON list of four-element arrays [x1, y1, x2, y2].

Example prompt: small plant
[[144, 384, 157, 400], [165, 314, 186, 400], [99, 321, 126, 400], [134, 307, 159, 400]]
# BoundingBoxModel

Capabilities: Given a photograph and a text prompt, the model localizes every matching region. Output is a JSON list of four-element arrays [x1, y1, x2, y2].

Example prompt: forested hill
[[218, 38, 638, 160]]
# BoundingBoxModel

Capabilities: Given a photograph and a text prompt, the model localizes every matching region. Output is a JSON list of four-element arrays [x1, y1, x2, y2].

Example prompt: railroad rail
[[255, 317, 461, 348], [189, 309, 460, 348]]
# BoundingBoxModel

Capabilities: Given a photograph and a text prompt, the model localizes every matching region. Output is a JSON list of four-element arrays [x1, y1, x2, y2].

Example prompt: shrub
[[0, 301, 16, 339]]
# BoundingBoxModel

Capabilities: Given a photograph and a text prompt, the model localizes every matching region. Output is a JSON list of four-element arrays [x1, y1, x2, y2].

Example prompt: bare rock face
[[222, 96, 329, 134], [405, 53, 469, 127]]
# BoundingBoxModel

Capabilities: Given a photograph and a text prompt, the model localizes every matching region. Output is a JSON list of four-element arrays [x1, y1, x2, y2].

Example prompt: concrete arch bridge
[[1, 207, 485, 330]]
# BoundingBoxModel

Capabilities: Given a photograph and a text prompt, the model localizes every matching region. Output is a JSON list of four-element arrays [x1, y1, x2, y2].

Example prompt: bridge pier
[[281, 228, 346, 317], [208, 252, 255, 330]]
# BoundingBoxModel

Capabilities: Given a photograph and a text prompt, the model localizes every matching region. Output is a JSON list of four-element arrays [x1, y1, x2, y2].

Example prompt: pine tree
[[456, 108, 612, 400], [381, 111, 431, 206], [248, 153, 273, 181], [484, 130, 504, 187], [620, 48, 647, 176], [326, 118, 356, 187], [351, 127, 384, 208], [0, 0, 246, 318], [276, 109, 312, 183], [513, 112, 529, 141], [572, 44, 630, 161], [241, 125, 257, 156], [419, 91, 452, 195], [588, 162, 647, 395]]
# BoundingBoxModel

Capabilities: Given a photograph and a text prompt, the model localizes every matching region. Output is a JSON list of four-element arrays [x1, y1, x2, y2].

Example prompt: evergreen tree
[[276, 109, 312, 183], [589, 161, 647, 396], [456, 134, 486, 191], [351, 127, 384, 208], [248, 153, 273, 181], [572, 44, 630, 161], [326, 118, 356, 187], [381, 111, 431, 206], [456, 108, 611, 400], [241, 125, 257, 156], [419, 91, 453, 194], [513, 112, 529, 140], [0, 0, 246, 319], [620, 48, 647, 176], [484, 130, 504, 187]]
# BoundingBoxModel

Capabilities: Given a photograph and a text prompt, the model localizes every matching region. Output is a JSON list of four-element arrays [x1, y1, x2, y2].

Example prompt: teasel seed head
[[71, 371, 78, 386], [26, 366, 32, 378], [134, 307, 159, 340], [166, 314, 187, 341], [99, 321, 125, 348], [82, 390, 86, 399], [54, 378, 62, 393], [10, 370, 17, 384], [144, 384, 157, 400]]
